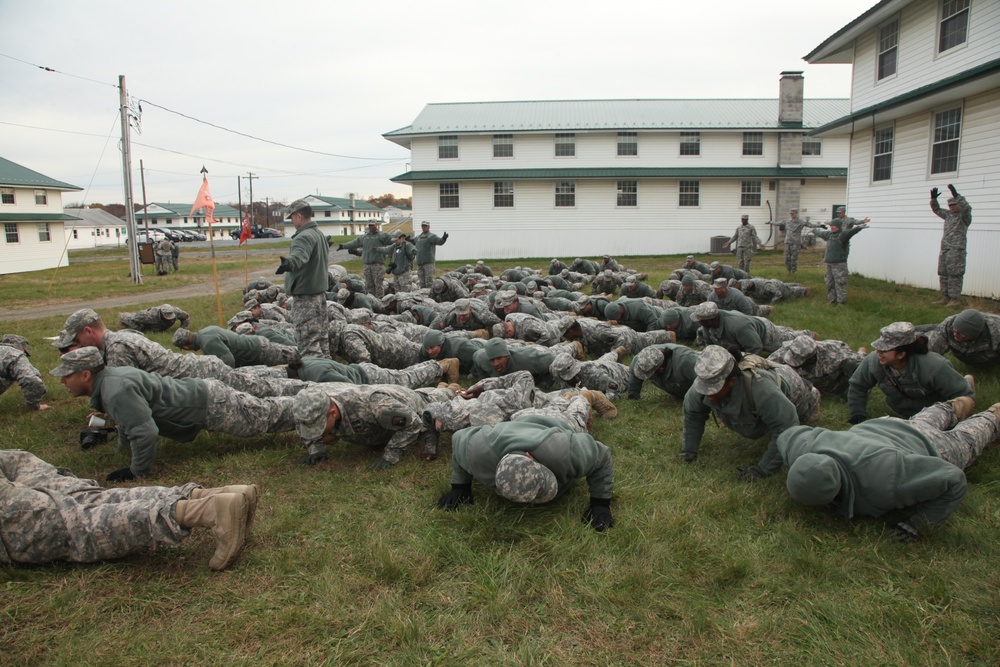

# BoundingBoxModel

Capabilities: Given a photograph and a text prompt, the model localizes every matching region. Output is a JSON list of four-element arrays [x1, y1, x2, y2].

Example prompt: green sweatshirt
[[472, 345, 557, 387], [298, 356, 367, 384], [284, 220, 329, 295], [194, 326, 262, 368], [847, 352, 973, 419], [628, 343, 698, 399], [342, 229, 394, 264]]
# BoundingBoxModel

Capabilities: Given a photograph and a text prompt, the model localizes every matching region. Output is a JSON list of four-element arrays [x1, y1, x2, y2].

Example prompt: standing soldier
[[380, 230, 417, 293], [930, 184, 972, 306], [170, 240, 180, 272], [813, 218, 868, 306], [275, 199, 329, 358], [118, 304, 191, 332], [154, 237, 173, 276], [722, 215, 763, 274], [414, 221, 448, 288], [781, 209, 820, 274], [339, 222, 394, 298], [0, 334, 49, 411], [827, 206, 869, 231]]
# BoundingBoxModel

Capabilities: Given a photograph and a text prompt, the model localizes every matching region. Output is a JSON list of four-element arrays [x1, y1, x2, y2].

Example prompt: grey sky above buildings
[[0, 0, 877, 208]]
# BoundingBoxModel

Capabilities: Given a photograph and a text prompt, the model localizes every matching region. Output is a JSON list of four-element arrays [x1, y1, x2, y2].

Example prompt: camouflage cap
[[391, 230, 403, 239], [244, 298, 260, 309], [159, 308, 177, 321], [550, 353, 582, 382], [227, 311, 255, 328], [953, 309, 985, 338], [494, 290, 518, 308], [574, 258, 583, 264], [337, 288, 350, 301], [681, 274, 696, 287], [691, 301, 720, 322], [829, 219, 843, 229], [484, 338, 509, 360], [51, 308, 101, 348], [603, 254, 610, 259], [172, 328, 193, 348], [421, 220, 430, 227], [560, 269, 569, 277], [693, 345, 735, 395], [783, 336, 818, 367], [292, 387, 333, 441], [381, 293, 397, 306], [453, 298, 472, 315], [243, 289, 260, 303], [50, 346, 103, 377], [686, 255, 694, 261], [741, 215, 749, 221], [232, 323, 253, 335], [786, 453, 842, 506], [709, 261, 720, 270], [476, 260, 485, 266], [602, 269, 612, 277], [712, 278, 728, 289], [947, 197, 960, 205], [836, 206, 846, 213], [288, 199, 311, 215], [0, 333, 30, 354], [431, 279, 446, 293], [491, 322, 506, 338], [633, 347, 665, 380], [495, 453, 558, 504], [351, 310, 372, 325], [871, 321, 917, 351]]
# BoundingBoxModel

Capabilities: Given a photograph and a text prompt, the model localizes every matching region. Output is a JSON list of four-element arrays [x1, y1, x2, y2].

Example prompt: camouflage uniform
[[154, 238, 173, 274], [500, 313, 571, 346], [814, 224, 867, 304], [708, 286, 756, 316], [342, 228, 394, 298], [693, 305, 813, 355], [591, 270, 621, 296], [781, 214, 820, 273], [737, 278, 808, 304], [0, 343, 46, 410], [727, 221, 762, 273], [0, 450, 198, 564], [424, 370, 539, 431], [549, 351, 630, 400], [931, 193, 972, 300], [573, 318, 671, 356], [415, 226, 448, 288], [768, 336, 864, 397], [709, 263, 750, 282], [676, 279, 712, 307], [380, 237, 417, 293], [509, 394, 593, 433], [619, 280, 655, 299], [429, 274, 470, 303], [243, 276, 273, 294], [921, 309, 1000, 366], [338, 324, 423, 369], [258, 302, 289, 322], [898, 402, 999, 471], [290, 292, 331, 358], [295, 355, 442, 389], [434, 299, 501, 331], [628, 343, 699, 399], [118, 304, 191, 332]]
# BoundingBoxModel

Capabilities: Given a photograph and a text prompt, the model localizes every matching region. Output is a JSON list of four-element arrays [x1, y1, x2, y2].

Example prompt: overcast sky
[[0, 0, 876, 208]]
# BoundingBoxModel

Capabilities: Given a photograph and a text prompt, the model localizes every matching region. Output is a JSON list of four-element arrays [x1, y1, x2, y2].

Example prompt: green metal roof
[[391, 167, 847, 183], [0, 213, 80, 222], [310, 195, 382, 211], [809, 58, 1000, 136], [0, 156, 82, 191], [383, 99, 850, 147]]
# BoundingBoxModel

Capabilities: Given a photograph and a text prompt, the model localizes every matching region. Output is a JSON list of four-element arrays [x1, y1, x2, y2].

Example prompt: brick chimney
[[779, 71, 804, 126], [776, 71, 804, 226]]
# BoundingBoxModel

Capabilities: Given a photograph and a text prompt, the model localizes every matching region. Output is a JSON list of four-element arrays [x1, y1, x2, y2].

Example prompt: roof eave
[[803, 0, 909, 64]]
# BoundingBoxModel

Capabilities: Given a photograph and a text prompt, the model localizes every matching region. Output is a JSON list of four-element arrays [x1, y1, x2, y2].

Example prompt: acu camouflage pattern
[[923, 311, 1000, 366], [290, 292, 330, 358], [549, 351, 630, 400], [202, 378, 298, 438], [738, 278, 808, 303], [931, 195, 972, 298], [338, 324, 423, 368], [900, 402, 999, 471], [425, 370, 538, 432], [768, 337, 863, 397], [0, 345, 46, 409], [728, 223, 762, 273], [118, 304, 191, 332], [0, 450, 197, 564], [781, 215, 820, 273], [358, 360, 443, 388]]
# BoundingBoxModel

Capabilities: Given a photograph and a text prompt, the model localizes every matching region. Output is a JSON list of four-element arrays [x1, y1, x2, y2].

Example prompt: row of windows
[[440, 180, 771, 209], [871, 105, 962, 182], [3, 222, 50, 243], [876, 0, 970, 82], [1, 188, 49, 205], [438, 132, 819, 159]]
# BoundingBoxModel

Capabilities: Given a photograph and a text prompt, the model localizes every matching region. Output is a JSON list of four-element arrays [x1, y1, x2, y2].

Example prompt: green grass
[[1, 247, 999, 665]]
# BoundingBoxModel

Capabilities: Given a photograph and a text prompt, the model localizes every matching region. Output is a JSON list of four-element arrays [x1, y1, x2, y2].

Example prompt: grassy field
[[1, 248, 998, 665]]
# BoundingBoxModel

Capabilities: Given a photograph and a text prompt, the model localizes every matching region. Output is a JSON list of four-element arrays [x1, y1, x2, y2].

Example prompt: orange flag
[[190, 176, 217, 223]]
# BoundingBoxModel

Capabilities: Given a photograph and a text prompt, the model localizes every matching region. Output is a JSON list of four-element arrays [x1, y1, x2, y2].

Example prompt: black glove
[[106, 467, 137, 483], [948, 184, 959, 198], [679, 451, 697, 463], [437, 483, 474, 510], [348, 248, 361, 256], [820, 224, 829, 230], [441, 232, 449, 242], [385, 263, 396, 275], [275, 256, 290, 275], [582, 498, 615, 531], [848, 414, 867, 425], [890, 521, 918, 542], [337, 244, 345, 251], [736, 464, 768, 482], [369, 457, 394, 471], [930, 187, 940, 199]]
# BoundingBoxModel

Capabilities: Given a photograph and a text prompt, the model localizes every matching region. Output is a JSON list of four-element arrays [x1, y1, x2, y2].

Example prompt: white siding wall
[[798, 181, 849, 224], [846, 87, 1000, 298], [64, 226, 126, 249], [0, 221, 69, 273], [852, 0, 1000, 110]]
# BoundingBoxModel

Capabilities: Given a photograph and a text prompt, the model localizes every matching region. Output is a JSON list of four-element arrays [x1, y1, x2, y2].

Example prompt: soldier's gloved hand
[[948, 184, 959, 198], [106, 467, 137, 483], [275, 256, 290, 275], [437, 483, 473, 510], [679, 451, 697, 463], [369, 457, 394, 471], [385, 263, 396, 275], [930, 187, 940, 199], [820, 224, 829, 229], [336, 244, 344, 251], [848, 414, 867, 425], [582, 497, 614, 531], [441, 232, 449, 242], [736, 464, 768, 482], [890, 521, 918, 542]]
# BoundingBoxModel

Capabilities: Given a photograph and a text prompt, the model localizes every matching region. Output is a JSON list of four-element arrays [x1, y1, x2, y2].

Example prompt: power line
[[0, 52, 119, 89]]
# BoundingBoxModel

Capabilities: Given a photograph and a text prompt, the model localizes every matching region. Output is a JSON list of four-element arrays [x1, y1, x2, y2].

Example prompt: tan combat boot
[[964, 374, 976, 397], [949, 396, 975, 421], [666, 331, 677, 343], [189, 484, 259, 532], [572, 340, 586, 360], [613, 346, 628, 362], [175, 493, 249, 571], [988, 404, 1000, 445], [857, 346, 867, 355], [581, 389, 618, 420], [471, 329, 490, 340], [438, 357, 460, 384]]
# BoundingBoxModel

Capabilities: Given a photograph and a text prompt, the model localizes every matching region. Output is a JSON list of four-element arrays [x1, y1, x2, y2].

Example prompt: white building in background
[[63, 207, 127, 249], [806, 0, 1000, 299], [383, 73, 849, 261], [0, 156, 81, 275], [135, 202, 244, 240], [279, 195, 387, 236]]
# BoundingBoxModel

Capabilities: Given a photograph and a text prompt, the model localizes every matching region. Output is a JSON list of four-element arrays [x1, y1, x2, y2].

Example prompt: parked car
[[254, 226, 283, 239], [129, 230, 165, 244], [161, 229, 186, 242]]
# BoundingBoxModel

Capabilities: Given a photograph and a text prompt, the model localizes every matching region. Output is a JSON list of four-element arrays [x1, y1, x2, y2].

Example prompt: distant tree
[[85, 203, 128, 218], [366, 193, 411, 209]]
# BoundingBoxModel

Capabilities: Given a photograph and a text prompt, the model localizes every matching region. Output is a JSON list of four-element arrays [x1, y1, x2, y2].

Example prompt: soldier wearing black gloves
[[437, 415, 615, 531], [930, 183, 972, 306]]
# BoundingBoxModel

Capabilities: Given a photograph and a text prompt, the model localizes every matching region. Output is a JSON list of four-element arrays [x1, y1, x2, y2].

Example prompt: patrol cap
[[603, 254, 611, 260], [686, 255, 694, 261], [476, 260, 485, 266], [337, 288, 350, 301], [836, 206, 846, 213], [234, 322, 255, 335], [227, 311, 255, 328], [871, 321, 916, 351], [292, 387, 333, 441], [741, 215, 749, 221], [560, 269, 570, 277], [604, 302, 623, 321], [603, 269, 612, 277], [381, 293, 397, 306], [786, 453, 842, 506], [351, 310, 372, 325], [244, 298, 260, 309], [50, 346, 103, 377], [783, 336, 817, 367], [453, 298, 472, 315], [954, 309, 985, 338], [681, 274, 696, 287], [287, 199, 310, 215], [491, 322, 506, 338], [159, 308, 177, 321], [431, 278, 446, 293], [391, 230, 403, 239], [624, 275, 637, 283], [551, 258, 560, 265], [691, 302, 720, 322], [495, 453, 558, 504], [0, 334, 30, 355], [421, 221, 430, 228], [693, 345, 735, 395], [712, 278, 728, 289], [484, 338, 509, 360], [243, 289, 260, 303], [52, 308, 101, 348], [550, 353, 582, 382], [789, 208, 798, 214], [633, 347, 665, 380], [574, 258, 583, 264], [709, 261, 720, 270], [172, 328, 193, 348], [947, 197, 960, 205], [423, 329, 445, 349], [494, 290, 518, 308]]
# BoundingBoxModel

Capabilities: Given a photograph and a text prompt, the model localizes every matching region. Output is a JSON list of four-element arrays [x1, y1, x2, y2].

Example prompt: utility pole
[[246, 172, 258, 227], [119, 75, 142, 284], [139, 159, 149, 237], [264, 197, 270, 228]]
